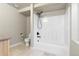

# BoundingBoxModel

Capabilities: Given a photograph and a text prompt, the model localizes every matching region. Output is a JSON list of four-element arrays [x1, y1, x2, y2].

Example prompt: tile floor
[[10, 43, 56, 56], [10, 43, 31, 56]]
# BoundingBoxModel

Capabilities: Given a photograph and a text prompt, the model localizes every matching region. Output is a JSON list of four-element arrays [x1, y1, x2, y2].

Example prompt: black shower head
[[36, 11, 43, 17]]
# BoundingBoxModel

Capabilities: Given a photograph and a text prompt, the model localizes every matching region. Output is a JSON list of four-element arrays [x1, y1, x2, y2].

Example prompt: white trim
[[10, 42, 22, 48], [30, 4, 34, 47]]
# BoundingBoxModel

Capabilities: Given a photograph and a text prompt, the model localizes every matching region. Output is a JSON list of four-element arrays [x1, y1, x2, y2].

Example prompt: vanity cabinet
[[0, 37, 10, 56]]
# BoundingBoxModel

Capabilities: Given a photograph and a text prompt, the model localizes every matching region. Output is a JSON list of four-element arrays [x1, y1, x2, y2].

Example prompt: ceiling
[[8, 3, 30, 9], [34, 3, 66, 13], [8, 3, 67, 16]]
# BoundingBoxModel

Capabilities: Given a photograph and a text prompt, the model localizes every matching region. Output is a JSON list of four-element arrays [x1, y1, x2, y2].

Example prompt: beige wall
[[0, 4, 27, 45], [70, 4, 79, 56], [70, 40, 79, 56]]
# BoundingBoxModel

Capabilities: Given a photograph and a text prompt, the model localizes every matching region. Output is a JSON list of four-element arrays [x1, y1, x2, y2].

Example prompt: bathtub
[[33, 42, 69, 56]]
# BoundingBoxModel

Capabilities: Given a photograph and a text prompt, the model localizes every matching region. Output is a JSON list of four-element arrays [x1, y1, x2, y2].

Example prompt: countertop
[[0, 36, 10, 41]]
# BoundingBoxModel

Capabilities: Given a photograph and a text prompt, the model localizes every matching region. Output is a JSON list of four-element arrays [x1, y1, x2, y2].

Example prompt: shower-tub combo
[[32, 3, 70, 56]]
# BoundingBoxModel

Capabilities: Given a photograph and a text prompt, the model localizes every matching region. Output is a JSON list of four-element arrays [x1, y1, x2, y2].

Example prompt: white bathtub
[[33, 42, 69, 56]]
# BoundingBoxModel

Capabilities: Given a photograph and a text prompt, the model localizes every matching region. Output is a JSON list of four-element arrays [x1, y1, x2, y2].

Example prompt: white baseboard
[[10, 42, 22, 48]]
